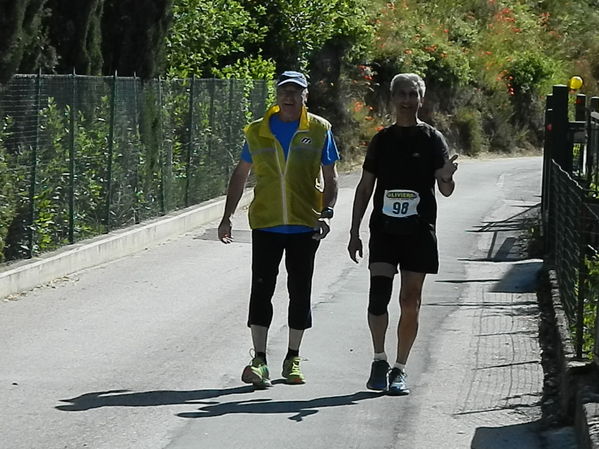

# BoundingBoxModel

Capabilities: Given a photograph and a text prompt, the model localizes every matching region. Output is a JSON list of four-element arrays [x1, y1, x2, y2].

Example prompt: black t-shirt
[[363, 122, 449, 229]]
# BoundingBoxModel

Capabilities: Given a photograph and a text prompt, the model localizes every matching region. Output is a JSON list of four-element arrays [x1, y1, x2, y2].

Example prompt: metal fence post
[[576, 94, 587, 121], [27, 71, 42, 257], [575, 94, 587, 180], [105, 71, 117, 231], [132, 73, 140, 223], [590, 97, 599, 188], [185, 75, 195, 207], [208, 79, 215, 159], [225, 79, 235, 180], [542, 94, 553, 251], [158, 76, 165, 215], [577, 204, 588, 359], [552, 85, 571, 173], [68, 70, 76, 244]]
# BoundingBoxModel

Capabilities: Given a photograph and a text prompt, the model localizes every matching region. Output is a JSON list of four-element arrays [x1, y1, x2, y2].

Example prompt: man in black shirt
[[347, 73, 458, 395]]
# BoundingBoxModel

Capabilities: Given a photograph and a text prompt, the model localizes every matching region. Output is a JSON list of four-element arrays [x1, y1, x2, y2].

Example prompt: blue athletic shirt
[[241, 113, 340, 234]]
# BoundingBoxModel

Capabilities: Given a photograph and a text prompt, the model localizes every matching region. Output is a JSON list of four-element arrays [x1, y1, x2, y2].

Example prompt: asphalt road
[[0, 156, 543, 449]]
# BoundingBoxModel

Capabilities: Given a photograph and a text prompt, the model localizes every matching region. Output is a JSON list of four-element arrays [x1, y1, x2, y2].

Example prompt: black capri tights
[[248, 230, 320, 330], [368, 275, 394, 316]]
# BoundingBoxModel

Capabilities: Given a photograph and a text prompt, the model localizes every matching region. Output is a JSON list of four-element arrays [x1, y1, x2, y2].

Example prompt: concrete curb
[[0, 191, 252, 299], [543, 268, 599, 449]]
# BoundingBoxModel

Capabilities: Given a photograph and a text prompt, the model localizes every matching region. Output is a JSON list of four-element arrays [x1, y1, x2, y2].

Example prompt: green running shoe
[[241, 356, 272, 389], [282, 356, 305, 384]]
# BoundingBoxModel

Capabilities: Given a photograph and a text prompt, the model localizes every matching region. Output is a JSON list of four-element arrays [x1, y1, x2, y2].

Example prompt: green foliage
[[212, 55, 276, 81], [371, 1, 473, 90], [102, 0, 174, 78], [253, 0, 373, 71], [0, 0, 48, 82], [580, 254, 599, 357], [32, 98, 70, 251], [500, 51, 557, 96], [165, 0, 267, 79], [454, 107, 486, 156], [0, 118, 18, 262], [45, 0, 104, 75]]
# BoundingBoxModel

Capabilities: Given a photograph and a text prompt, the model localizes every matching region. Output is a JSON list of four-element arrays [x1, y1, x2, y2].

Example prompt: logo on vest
[[301, 137, 312, 144]]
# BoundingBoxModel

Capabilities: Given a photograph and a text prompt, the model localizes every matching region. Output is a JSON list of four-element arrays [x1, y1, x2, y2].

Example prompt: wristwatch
[[320, 207, 334, 219]]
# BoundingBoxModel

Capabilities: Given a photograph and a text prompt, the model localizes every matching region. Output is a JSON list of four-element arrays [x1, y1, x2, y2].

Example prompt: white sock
[[374, 352, 387, 361], [394, 362, 406, 372]]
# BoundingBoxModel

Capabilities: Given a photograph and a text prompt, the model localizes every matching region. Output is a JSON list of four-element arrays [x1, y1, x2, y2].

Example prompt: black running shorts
[[368, 225, 439, 274]]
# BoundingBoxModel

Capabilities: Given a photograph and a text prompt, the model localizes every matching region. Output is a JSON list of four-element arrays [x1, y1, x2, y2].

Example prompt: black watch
[[320, 207, 334, 219]]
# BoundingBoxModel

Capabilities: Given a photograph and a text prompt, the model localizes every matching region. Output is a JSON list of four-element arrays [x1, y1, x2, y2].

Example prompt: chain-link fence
[[0, 74, 272, 263]]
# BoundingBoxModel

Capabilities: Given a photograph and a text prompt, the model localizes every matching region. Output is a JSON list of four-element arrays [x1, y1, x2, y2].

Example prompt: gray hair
[[390, 73, 426, 98]]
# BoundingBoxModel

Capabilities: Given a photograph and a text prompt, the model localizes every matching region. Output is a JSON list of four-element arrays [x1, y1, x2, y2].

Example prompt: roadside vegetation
[[2, 0, 599, 158]]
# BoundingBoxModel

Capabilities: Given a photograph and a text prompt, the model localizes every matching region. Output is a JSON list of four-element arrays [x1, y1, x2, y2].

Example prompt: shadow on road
[[470, 420, 542, 449], [176, 390, 382, 422], [56, 386, 256, 411], [464, 202, 541, 263], [56, 388, 382, 422], [435, 260, 542, 294]]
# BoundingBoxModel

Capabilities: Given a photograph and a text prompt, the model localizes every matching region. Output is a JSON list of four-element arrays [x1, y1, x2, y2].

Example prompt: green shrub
[[0, 118, 18, 262], [454, 107, 486, 156]]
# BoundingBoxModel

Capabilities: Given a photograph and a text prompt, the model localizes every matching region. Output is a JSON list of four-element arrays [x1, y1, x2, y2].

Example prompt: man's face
[[276, 84, 306, 122], [391, 81, 422, 114]]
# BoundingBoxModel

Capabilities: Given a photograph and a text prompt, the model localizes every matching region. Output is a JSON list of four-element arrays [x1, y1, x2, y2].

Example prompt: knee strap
[[368, 276, 393, 316]]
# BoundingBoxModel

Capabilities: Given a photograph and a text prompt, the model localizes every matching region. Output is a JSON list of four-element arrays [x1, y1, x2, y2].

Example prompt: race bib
[[382, 190, 420, 218]]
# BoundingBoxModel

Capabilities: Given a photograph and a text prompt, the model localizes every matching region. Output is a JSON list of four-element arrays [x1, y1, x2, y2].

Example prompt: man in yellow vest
[[218, 71, 339, 388]]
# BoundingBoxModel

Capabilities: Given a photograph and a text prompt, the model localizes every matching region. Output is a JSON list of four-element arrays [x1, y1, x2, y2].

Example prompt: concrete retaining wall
[[0, 191, 252, 299]]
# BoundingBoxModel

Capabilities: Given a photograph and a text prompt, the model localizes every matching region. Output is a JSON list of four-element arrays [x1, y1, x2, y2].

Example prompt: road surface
[[1, 157, 549, 448]]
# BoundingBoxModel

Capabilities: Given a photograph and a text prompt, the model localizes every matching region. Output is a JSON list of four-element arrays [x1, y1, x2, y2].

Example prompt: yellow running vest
[[245, 105, 330, 229]]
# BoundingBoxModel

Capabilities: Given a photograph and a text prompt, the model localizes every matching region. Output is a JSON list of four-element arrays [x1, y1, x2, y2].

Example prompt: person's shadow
[[55, 386, 255, 411], [56, 387, 382, 422], [177, 390, 382, 422]]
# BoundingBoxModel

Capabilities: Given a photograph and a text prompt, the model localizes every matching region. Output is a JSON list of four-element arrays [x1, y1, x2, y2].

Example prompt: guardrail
[[542, 84, 599, 361]]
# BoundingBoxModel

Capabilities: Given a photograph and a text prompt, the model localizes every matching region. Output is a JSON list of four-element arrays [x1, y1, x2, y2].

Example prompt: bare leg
[[396, 270, 426, 365], [288, 328, 304, 351], [250, 325, 268, 354], [368, 312, 389, 353], [368, 262, 397, 355]]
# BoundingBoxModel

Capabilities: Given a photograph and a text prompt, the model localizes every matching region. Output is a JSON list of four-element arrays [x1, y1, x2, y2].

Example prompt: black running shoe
[[388, 368, 410, 395], [366, 360, 390, 391]]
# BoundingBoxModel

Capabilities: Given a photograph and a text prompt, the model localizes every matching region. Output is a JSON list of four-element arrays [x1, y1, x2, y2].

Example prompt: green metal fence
[[542, 84, 599, 360], [0, 74, 271, 262]]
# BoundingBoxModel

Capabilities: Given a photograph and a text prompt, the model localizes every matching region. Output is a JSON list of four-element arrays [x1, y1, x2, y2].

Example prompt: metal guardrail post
[[552, 85, 571, 173], [576, 205, 588, 359], [576, 94, 587, 121], [574, 94, 587, 180], [591, 96, 599, 363], [542, 94, 552, 223]]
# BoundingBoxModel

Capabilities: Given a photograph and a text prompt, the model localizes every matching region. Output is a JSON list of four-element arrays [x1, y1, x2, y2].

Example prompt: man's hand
[[347, 233, 363, 263], [438, 154, 459, 182], [218, 218, 233, 244], [313, 218, 331, 240]]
